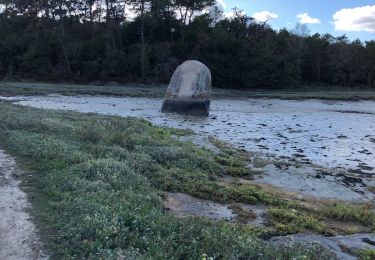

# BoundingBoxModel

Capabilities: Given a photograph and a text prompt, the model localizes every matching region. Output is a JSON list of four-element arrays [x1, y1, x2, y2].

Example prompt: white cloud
[[216, 0, 226, 9], [333, 5, 375, 32], [211, 0, 225, 14], [297, 12, 321, 24], [224, 8, 247, 19], [125, 4, 138, 20], [204, 1, 226, 24], [252, 11, 278, 22], [224, 11, 235, 19]]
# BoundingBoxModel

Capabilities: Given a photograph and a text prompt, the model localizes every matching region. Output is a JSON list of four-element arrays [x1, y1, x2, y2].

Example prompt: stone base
[[161, 99, 210, 116]]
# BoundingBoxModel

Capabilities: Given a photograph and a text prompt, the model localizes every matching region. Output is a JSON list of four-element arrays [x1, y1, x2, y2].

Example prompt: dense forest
[[0, 0, 375, 89]]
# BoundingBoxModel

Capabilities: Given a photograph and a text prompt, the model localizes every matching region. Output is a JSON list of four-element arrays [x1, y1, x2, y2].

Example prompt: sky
[[216, 0, 375, 41]]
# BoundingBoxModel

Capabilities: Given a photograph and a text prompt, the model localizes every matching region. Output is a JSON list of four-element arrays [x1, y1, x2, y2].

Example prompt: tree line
[[0, 0, 374, 89]]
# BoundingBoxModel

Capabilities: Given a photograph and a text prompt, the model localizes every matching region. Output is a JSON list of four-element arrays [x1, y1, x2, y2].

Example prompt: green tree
[[365, 41, 375, 88], [128, 0, 151, 81], [174, 0, 215, 42]]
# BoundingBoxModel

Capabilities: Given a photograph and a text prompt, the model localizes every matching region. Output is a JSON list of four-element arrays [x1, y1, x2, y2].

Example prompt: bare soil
[[0, 150, 46, 260]]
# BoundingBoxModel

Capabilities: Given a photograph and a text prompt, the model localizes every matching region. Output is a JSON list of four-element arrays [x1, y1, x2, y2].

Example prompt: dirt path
[[0, 150, 46, 260]]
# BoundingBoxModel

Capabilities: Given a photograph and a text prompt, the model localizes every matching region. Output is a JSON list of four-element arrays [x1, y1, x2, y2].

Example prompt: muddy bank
[[0, 150, 46, 260]]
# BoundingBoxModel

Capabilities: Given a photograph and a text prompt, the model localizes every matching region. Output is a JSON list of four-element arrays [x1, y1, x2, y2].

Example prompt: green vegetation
[[368, 186, 375, 194], [1, 1, 375, 89], [0, 82, 166, 97], [228, 204, 257, 224], [0, 102, 338, 259], [264, 201, 375, 236], [244, 90, 375, 101], [215, 152, 256, 177], [358, 248, 375, 260], [320, 203, 375, 227], [268, 208, 326, 235]]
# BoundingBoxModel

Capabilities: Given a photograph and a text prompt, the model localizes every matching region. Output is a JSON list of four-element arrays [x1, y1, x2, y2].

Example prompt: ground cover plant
[[0, 82, 166, 97], [0, 102, 373, 258]]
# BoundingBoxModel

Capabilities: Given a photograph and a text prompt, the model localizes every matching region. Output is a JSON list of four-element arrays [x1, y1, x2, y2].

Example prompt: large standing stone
[[161, 60, 212, 116]]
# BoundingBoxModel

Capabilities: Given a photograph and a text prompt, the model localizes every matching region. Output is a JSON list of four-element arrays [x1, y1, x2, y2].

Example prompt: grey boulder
[[161, 60, 212, 116]]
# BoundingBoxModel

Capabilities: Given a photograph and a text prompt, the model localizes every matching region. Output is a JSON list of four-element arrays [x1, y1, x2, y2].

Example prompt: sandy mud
[[0, 150, 46, 260]]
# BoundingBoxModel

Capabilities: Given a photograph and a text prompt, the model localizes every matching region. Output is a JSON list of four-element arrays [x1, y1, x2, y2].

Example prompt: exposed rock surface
[[271, 233, 375, 260], [164, 192, 235, 221], [161, 60, 212, 116]]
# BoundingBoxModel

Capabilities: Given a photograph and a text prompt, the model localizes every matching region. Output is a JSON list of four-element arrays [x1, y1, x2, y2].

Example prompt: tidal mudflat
[[2, 95, 374, 203]]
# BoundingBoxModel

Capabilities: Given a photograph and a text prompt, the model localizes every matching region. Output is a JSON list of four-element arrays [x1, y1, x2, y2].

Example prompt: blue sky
[[217, 0, 375, 41]]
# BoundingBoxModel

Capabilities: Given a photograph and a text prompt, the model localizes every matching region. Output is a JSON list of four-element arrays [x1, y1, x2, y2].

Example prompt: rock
[[161, 60, 212, 116], [270, 233, 375, 260]]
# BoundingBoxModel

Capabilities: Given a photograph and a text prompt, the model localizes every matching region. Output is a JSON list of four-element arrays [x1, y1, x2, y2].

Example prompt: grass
[[319, 202, 375, 228], [242, 90, 375, 101], [267, 208, 326, 235], [368, 186, 375, 194], [228, 204, 257, 224], [0, 102, 339, 259], [0, 81, 166, 97], [215, 154, 258, 177], [1, 81, 375, 101], [358, 248, 375, 260]]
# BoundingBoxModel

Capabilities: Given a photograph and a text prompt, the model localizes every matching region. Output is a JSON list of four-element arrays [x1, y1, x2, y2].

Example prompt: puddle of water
[[0, 150, 47, 260]]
